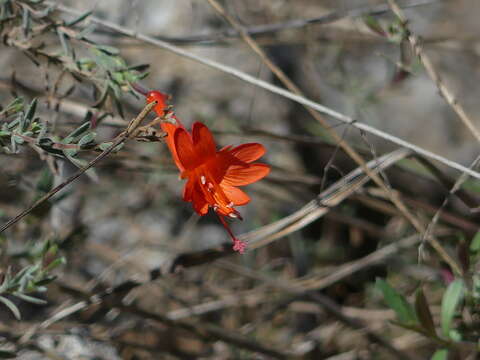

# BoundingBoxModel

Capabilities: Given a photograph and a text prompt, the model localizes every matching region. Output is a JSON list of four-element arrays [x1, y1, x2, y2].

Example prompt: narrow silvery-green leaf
[[57, 28, 71, 57], [13, 135, 24, 145], [24, 98, 37, 125], [441, 279, 464, 338], [78, 132, 96, 148], [63, 122, 90, 144], [431, 349, 448, 360], [470, 230, 480, 252], [65, 10, 92, 27], [0, 296, 21, 320], [13, 293, 46, 305], [22, 7, 30, 37], [95, 45, 120, 55]]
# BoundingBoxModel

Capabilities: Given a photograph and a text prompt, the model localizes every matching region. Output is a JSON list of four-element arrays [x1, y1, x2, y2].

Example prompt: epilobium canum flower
[[146, 90, 270, 253]]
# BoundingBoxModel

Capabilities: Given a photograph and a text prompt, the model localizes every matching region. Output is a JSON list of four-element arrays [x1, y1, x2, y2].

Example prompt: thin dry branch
[[49, 3, 480, 181], [100, 0, 436, 44], [218, 262, 413, 360], [20, 148, 411, 344], [244, 149, 413, 250], [0, 100, 158, 233], [388, 0, 480, 144], [204, 0, 461, 274], [166, 233, 422, 320]]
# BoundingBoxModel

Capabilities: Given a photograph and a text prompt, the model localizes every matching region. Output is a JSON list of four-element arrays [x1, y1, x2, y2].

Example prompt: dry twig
[[0, 100, 158, 233], [49, 3, 480, 181], [204, 0, 461, 274]]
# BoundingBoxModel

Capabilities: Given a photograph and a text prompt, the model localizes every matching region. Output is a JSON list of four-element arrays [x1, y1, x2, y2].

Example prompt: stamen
[[232, 238, 246, 254], [216, 213, 246, 254], [213, 204, 219, 211], [200, 175, 206, 185], [228, 213, 238, 218], [227, 202, 234, 208], [208, 183, 214, 189]]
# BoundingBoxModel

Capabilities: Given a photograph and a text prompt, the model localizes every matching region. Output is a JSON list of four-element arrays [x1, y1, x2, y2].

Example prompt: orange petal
[[173, 128, 198, 170], [182, 178, 194, 201], [221, 185, 250, 206], [192, 122, 216, 159], [222, 163, 270, 186], [174, 128, 198, 170], [192, 183, 209, 215], [205, 152, 243, 183], [229, 143, 266, 163], [161, 122, 182, 170]]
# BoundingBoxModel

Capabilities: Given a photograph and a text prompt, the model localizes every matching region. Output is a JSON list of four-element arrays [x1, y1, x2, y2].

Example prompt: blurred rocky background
[[1, 0, 480, 359]]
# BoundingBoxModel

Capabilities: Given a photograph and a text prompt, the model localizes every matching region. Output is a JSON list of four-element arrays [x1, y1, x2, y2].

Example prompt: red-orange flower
[[146, 90, 270, 253]]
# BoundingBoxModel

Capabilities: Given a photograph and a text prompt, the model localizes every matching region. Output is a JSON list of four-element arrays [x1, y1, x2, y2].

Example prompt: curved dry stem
[[48, 3, 480, 181]]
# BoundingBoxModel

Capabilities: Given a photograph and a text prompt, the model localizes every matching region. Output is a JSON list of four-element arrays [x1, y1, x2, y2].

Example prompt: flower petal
[[161, 122, 184, 171], [222, 185, 250, 206], [182, 178, 194, 201], [222, 163, 270, 186], [192, 183, 209, 215], [229, 143, 266, 163], [192, 122, 216, 160], [174, 128, 198, 170]]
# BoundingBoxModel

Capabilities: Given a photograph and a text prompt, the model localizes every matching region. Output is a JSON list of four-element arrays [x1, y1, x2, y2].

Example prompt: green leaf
[[415, 287, 436, 336], [65, 10, 92, 27], [34, 275, 57, 287], [12, 135, 24, 144], [470, 230, 480, 252], [441, 279, 464, 338], [431, 349, 448, 360], [13, 293, 47, 305], [363, 15, 386, 36], [99, 142, 113, 151], [77, 25, 96, 41], [376, 278, 417, 325], [6, 117, 20, 130], [126, 63, 150, 72], [95, 45, 120, 55], [0, 97, 23, 116], [63, 122, 90, 144], [57, 28, 71, 57], [448, 329, 462, 342], [43, 257, 66, 272], [78, 132, 96, 148], [63, 152, 98, 182], [0, 296, 20, 320], [63, 148, 78, 158], [22, 7, 30, 37]]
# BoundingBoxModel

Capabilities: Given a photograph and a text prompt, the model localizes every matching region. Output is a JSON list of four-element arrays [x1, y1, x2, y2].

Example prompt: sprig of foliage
[[1, 97, 124, 177], [1, 0, 148, 116], [376, 276, 473, 358], [0, 240, 65, 320]]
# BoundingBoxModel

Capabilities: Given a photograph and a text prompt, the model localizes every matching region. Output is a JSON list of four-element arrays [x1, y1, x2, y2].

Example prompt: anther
[[200, 176, 206, 185], [228, 213, 238, 218], [227, 202, 234, 208]]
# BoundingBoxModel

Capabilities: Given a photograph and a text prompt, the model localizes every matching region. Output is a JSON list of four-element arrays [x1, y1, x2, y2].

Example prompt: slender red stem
[[216, 212, 246, 253]]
